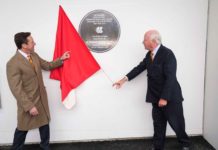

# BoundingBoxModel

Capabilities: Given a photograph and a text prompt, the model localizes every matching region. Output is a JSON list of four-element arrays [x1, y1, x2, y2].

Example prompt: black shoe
[[182, 147, 190, 150]]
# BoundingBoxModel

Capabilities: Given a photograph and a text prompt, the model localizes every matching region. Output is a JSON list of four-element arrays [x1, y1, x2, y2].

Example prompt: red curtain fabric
[[50, 6, 100, 107]]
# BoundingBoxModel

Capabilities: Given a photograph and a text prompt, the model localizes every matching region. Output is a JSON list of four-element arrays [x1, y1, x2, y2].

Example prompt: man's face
[[22, 36, 36, 53], [143, 33, 153, 51]]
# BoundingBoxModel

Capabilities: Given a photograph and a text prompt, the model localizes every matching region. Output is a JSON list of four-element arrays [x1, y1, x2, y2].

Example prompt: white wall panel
[[0, 0, 208, 144]]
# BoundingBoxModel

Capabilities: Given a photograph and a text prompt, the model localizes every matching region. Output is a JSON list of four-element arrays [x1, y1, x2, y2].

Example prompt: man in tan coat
[[7, 32, 70, 150]]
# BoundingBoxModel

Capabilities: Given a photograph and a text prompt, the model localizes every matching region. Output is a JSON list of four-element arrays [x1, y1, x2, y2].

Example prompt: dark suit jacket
[[126, 45, 183, 103]]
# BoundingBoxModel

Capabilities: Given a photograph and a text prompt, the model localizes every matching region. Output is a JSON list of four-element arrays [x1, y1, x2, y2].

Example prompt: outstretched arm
[[113, 76, 128, 89]]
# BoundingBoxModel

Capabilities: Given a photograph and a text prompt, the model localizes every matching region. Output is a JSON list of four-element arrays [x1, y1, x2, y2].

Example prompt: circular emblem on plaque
[[79, 10, 120, 53]]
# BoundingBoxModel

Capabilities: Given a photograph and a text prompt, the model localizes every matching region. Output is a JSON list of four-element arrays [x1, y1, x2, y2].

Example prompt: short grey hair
[[149, 31, 162, 44]]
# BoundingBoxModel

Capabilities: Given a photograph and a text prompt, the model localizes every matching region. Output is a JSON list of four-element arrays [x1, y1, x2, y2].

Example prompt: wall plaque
[[79, 10, 120, 53]]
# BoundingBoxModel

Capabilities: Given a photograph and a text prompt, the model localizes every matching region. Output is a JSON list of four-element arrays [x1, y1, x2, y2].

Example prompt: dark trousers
[[12, 124, 50, 150], [152, 102, 190, 150]]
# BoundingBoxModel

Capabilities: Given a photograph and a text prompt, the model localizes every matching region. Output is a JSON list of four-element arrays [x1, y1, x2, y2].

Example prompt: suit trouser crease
[[152, 102, 190, 149]]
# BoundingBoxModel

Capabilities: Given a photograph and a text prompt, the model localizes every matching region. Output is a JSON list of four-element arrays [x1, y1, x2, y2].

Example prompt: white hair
[[149, 31, 162, 44]]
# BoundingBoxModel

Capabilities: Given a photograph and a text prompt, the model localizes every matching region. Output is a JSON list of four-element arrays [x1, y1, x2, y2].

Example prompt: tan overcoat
[[7, 51, 62, 131]]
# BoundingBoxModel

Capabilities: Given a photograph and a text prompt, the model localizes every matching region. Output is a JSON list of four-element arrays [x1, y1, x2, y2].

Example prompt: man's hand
[[113, 77, 128, 89], [158, 99, 168, 107], [29, 106, 39, 116], [61, 51, 70, 61]]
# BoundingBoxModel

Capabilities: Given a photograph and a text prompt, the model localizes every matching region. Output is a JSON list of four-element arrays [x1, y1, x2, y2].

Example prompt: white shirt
[[18, 49, 30, 60], [151, 44, 161, 59]]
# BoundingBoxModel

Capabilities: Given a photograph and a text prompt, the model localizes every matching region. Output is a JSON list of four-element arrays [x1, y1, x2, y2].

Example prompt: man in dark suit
[[113, 30, 190, 150]]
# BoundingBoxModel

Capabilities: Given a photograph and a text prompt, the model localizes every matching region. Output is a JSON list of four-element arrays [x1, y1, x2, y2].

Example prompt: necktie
[[150, 52, 154, 62], [27, 55, 35, 69]]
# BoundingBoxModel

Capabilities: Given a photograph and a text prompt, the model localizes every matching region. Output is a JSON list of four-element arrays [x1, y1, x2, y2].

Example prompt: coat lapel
[[30, 53, 39, 73], [152, 44, 163, 63], [16, 51, 36, 73]]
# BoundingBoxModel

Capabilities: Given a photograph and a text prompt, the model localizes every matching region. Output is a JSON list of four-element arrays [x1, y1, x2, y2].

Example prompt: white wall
[[0, 0, 208, 144], [203, 0, 218, 149]]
